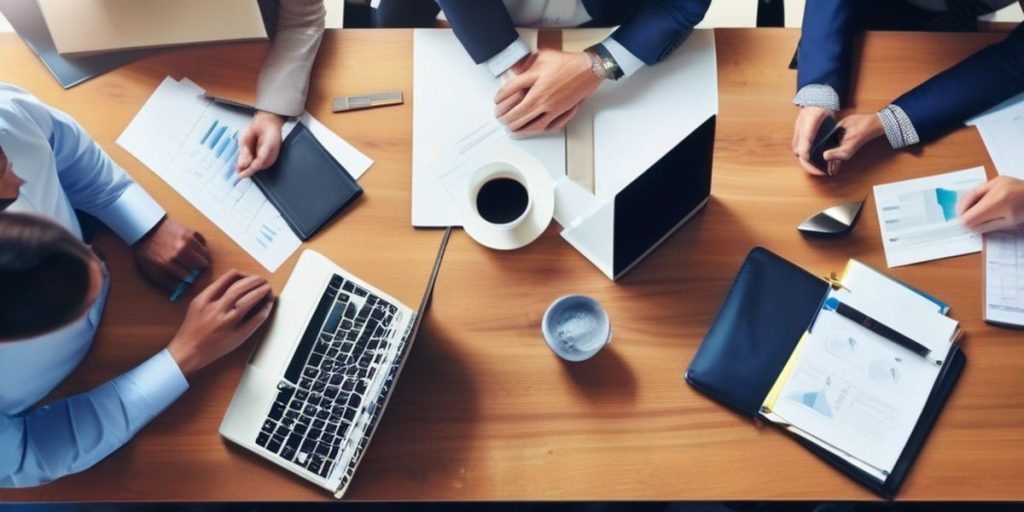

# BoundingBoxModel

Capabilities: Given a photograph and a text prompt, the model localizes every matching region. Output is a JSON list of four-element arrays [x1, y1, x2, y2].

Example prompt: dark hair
[[0, 212, 95, 340]]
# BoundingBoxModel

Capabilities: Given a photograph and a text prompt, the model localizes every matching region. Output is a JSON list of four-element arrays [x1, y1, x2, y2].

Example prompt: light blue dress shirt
[[0, 84, 190, 488]]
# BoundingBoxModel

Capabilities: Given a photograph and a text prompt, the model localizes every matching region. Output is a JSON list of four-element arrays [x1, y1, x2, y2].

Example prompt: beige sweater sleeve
[[255, 0, 326, 117]]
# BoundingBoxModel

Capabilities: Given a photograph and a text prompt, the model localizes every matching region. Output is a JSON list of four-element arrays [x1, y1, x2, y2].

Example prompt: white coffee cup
[[467, 161, 533, 231]]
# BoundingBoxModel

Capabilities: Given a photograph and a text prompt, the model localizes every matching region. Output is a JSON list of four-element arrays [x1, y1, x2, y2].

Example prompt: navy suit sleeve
[[437, 0, 520, 64], [797, 0, 857, 101], [893, 24, 1024, 142], [609, 0, 711, 65]]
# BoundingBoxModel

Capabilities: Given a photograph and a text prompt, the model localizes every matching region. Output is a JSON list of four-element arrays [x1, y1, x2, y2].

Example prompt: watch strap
[[586, 43, 624, 81]]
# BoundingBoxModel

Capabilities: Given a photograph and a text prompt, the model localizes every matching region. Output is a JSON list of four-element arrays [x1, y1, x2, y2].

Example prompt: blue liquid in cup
[[542, 295, 611, 362]]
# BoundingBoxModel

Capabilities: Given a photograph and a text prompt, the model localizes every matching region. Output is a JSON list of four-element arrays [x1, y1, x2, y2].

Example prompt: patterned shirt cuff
[[793, 84, 841, 111], [487, 37, 531, 77], [878, 105, 920, 149]]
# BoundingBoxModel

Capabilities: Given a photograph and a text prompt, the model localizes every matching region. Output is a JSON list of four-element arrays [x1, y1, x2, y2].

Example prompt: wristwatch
[[585, 43, 624, 81]]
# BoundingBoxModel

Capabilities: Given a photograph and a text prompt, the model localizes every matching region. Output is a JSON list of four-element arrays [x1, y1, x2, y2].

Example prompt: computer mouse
[[798, 200, 864, 237]]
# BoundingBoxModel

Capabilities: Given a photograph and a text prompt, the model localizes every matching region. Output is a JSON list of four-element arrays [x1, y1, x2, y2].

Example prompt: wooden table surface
[[1, 28, 1022, 502]]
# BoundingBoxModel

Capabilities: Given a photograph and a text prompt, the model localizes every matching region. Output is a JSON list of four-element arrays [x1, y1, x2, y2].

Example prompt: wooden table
[[1, 28, 1022, 502]]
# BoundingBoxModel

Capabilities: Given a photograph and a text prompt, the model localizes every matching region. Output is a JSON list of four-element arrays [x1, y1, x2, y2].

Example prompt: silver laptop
[[220, 228, 451, 498]]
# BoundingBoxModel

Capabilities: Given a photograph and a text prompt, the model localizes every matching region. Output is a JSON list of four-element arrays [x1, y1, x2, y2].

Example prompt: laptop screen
[[612, 115, 716, 277], [406, 226, 452, 342]]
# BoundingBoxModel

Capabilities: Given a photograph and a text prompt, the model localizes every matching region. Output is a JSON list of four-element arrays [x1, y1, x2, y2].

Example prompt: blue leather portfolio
[[252, 122, 363, 241], [686, 247, 965, 498]]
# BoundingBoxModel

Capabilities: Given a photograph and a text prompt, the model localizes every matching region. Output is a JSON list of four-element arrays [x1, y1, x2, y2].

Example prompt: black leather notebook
[[252, 122, 363, 241], [686, 247, 965, 498]]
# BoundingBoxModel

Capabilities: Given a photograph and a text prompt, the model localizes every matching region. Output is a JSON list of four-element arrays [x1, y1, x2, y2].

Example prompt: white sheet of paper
[[966, 90, 1024, 126], [411, 29, 566, 227], [967, 91, 1024, 179], [590, 30, 718, 199], [118, 77, 374, 271], [976, 119, 1024, 179], [873, 167, 987, 268], [985, 227, 1024, 327]]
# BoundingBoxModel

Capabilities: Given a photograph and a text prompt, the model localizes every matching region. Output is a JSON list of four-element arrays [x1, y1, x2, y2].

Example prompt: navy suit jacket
[[437, 0, 711, 67], [798, 0, 1024, 142]]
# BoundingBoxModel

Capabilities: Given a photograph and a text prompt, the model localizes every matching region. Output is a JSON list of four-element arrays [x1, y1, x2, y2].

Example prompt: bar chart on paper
[[179, 115, 296, 256], [873, 167, 987, 267], [880, 188, 965, 247], [118, 77, 300, 271]]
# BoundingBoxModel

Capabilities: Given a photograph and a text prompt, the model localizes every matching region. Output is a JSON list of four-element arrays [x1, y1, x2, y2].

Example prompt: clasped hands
[[495, 49, 604, 136]]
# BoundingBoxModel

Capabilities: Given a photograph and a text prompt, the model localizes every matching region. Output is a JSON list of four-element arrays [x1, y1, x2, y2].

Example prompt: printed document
[[985, 227, 1024, 327], [873, 167, 987, 267], [118, 77, 372, 271]]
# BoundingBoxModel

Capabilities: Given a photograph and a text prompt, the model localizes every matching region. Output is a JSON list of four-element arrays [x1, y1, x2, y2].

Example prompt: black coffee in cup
[[476, 177, 529, 224]]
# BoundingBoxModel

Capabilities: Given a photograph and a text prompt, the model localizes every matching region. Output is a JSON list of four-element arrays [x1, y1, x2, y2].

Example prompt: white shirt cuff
[[115, 349, 190, 425], [92, 183, 166, 245], [487, 37, 531, 77], [600, 37, 645, 78]]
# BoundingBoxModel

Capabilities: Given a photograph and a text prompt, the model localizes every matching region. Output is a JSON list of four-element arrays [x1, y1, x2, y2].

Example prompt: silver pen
[[332, 91, 404, 112]]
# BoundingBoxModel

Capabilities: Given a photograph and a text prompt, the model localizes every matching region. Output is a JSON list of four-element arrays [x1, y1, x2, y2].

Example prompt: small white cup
[[468, 161, 533, 231], [542, 294, 612, 362]]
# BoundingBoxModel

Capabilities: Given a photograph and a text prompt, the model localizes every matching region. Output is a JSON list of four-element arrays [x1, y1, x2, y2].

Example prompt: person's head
[[0, 212, 105, 342], [0, 146, 26, 210]]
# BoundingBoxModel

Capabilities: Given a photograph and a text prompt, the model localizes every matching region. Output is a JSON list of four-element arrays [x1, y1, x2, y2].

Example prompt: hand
[[957, 176, 1024, 233], [134, 218, 211, 291], [495, 49, 600, 135], [236, 110, 285, 178], [820, 113, 885, 176], [792, 106, 835, 176], [166, 270, 274, 377]]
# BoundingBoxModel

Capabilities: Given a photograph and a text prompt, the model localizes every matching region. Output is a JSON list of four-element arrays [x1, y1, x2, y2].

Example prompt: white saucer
[[462, 149, 554, 251]]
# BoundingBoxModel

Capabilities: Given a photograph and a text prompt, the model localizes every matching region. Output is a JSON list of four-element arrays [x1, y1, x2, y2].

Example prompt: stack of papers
[[764, 260, 960, 482], [966, 93, 1024, 327], [118, 77, 372, 271], [873, 167, 987, 268]]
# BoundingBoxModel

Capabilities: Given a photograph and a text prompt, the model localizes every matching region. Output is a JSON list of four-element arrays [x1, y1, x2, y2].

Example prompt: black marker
[[824, 297, 942, 366]]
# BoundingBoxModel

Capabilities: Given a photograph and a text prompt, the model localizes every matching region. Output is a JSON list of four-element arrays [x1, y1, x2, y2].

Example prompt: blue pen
[[170, 269, 202, 302]]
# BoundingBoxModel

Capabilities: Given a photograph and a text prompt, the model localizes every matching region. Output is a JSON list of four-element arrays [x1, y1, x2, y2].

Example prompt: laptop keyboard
[[255, 274, 401, 479]]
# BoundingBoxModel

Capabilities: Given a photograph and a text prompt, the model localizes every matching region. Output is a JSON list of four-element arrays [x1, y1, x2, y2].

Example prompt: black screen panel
[[612, 115, 716, 277]]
